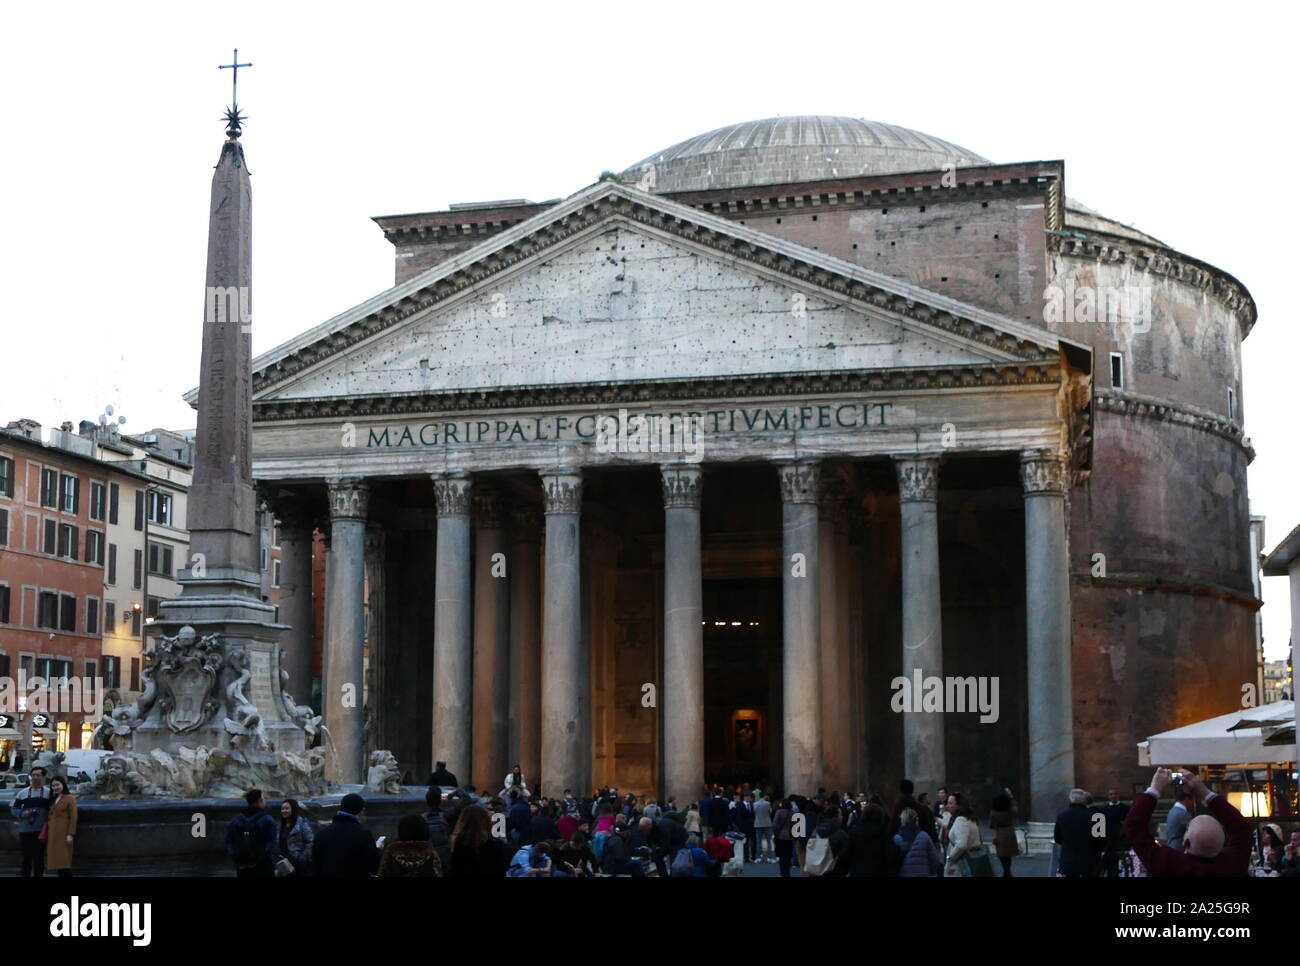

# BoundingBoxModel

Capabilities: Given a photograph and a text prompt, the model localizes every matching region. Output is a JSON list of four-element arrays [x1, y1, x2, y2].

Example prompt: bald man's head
[[1184, 814, 1226, 859]]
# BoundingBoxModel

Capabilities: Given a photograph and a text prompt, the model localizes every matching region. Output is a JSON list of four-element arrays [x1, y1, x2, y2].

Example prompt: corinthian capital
[[661, 463, 702, 509], [541, 468, 583, 514], [326, 477, 369, 520], [1020, 450, 1067, 495], [776, 460, 820, 504], [894, 458, 939, 503], [431, 473, 472, 516]]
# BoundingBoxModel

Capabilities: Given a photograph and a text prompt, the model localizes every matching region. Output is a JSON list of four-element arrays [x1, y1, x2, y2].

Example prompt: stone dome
[[622, 115, 990, 193]]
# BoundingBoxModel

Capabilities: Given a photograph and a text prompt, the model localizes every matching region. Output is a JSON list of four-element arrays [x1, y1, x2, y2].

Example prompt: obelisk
[[145, 100, 304, 755]]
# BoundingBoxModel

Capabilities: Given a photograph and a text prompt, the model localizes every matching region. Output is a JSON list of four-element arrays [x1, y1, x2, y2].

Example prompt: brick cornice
[[1049, 229, 1256, 337], [1093, 388, 1252, 459]]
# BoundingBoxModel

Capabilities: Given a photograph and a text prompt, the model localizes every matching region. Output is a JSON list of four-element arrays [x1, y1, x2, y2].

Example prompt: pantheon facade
[[223, 117, 1257, 819]]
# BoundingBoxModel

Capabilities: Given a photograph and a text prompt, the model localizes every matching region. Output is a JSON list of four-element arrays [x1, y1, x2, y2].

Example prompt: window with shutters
[[58, 523, 78, 560], [0, 507, 7, 547], [85, 529, 104, 565], [102, 655, 120, 690], [0, 585, 10, 624], [40, 468, 57, 508], [134, 490, 144, 530], [133, 548, 143, 589], [86, 597, 99, 634], [0, 654, 9, 678], [146, 595, 161, 619], [37, 592, 58, 628], [89, 482, 105, 521], [60, 473, 79, 514], [130, 608, 141, 636], [104, 600, 115, 631], [59, 593, 76, 632], [148, 542, 173, 577], [0, 456, 13, 498], [107, 543, 117, 583], [130, 657, 140, 692], [43, 518, 57, 554], [147, 490, 173, 526], [109, 482, 119, 524]]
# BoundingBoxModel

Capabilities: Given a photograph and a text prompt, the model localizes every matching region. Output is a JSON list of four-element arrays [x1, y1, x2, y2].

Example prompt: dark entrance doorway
[[702, 578, 781, 789]]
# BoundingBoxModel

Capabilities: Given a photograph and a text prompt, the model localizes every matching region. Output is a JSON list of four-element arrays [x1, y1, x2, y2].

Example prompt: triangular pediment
[[197, 182, 1062, 408]]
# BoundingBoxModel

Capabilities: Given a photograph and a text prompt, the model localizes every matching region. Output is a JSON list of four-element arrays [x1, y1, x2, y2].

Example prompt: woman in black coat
[[449, 804, 510, 878], [847, 803, 899, 877]]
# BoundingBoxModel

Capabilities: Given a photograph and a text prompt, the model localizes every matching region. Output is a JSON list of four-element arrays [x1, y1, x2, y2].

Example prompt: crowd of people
[[7, 756, 1291, 878], [216, 773, 1030, 878]]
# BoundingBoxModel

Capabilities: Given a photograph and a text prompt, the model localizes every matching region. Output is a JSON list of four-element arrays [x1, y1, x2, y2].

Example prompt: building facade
[[220, 117, 1258, 816]]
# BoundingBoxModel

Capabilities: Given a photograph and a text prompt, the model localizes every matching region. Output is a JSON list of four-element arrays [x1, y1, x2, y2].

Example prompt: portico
[[237, 181, 1089, 816]]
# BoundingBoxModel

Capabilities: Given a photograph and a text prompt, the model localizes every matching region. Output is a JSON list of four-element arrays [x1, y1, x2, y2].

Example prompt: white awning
[[1138, 700, 1296, 766]]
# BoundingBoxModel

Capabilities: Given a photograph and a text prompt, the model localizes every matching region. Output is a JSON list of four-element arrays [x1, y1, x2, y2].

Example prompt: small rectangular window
[[103, 655, 121, 690], [40, 468, 57, 508], [130, 657, 140, 692], [107, 543, 117, 584], [1228, 387, 1237, 421], [0, 456, 13, 497], [60, 474, 79, 514], [0, 507, 7, 547], [133, 549, 143, 589], [130, 608, 141, 637], [59, 593, 76, 632], [134, 490, 144, 531], [38, 591, 58, 628], [89, 482, 105, 521], [147, 491, 172, 526], [85, 530, 104, 565], [1109, 352, 1124, 390], [86, 597, 99, 635], [0, 585, 10, 624], [109, 482, 119, 525], [146, 595, 161, 619], [104, 600, 115, 632], [43, 518, 57, 554]]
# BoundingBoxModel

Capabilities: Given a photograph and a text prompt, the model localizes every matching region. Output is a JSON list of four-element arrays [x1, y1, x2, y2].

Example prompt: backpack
[[670, 846, 695, 877], [230, 814, 261, 868]]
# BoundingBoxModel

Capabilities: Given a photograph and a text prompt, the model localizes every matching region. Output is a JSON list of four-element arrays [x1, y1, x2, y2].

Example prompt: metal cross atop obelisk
[[219, 48, 252, 138]]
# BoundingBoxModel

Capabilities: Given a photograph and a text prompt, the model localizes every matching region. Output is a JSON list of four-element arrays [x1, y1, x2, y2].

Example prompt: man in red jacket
[[1124, 767, 1250, 877]]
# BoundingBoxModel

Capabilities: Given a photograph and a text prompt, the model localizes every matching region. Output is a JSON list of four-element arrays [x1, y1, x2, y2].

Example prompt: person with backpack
[[671, 834, 715, 877], [225, 788, 279, 877]]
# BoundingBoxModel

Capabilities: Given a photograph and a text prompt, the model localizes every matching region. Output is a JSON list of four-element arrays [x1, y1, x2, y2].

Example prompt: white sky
[[1, 1, 1294, 659]]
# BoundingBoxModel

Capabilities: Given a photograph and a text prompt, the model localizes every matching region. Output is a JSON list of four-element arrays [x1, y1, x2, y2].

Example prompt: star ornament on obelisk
[[219, 48, 251, 139]]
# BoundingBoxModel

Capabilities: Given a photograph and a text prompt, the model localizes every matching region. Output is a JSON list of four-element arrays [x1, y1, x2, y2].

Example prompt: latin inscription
[[364, 401, 900, 449]]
